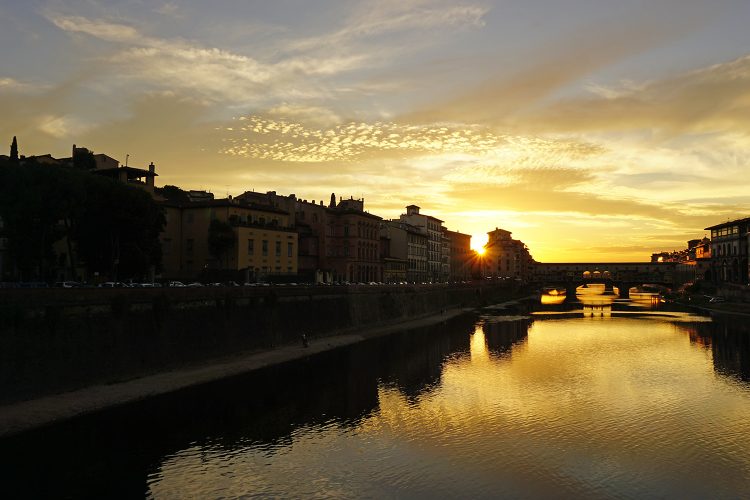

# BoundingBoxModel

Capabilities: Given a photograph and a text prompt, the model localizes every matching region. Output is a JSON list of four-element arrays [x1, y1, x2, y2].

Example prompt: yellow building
[[160, 198, 298, 280]]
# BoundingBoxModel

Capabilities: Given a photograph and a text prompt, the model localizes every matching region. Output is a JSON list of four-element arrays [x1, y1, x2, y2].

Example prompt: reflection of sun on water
[[470, 325, 489, 361]]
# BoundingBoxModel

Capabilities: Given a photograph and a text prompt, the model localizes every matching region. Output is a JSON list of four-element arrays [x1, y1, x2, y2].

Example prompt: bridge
[[531, 262, 678, 298]]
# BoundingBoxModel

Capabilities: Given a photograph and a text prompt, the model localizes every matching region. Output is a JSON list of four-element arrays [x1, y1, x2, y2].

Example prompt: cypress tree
[[10, 136, 18, 162]]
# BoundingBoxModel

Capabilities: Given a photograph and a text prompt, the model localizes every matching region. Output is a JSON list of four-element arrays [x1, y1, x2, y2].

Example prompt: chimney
[[147, 162, 155, 189]]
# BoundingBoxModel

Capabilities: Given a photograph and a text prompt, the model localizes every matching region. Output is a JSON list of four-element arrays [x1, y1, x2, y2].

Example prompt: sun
[[471, 233, 488, 256]]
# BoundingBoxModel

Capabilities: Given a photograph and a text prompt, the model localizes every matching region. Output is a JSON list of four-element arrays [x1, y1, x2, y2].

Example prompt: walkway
[[0, 307, 473, 438]]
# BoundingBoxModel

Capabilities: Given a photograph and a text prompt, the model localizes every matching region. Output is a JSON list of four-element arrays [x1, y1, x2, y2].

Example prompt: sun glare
[[471, 233, 488, 255]]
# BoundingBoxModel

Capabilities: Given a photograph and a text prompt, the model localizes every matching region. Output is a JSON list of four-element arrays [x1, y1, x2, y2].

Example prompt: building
[[379, 221, 411, 283], [650, 237, 712, 284], [237, 190, 384, 283], [399, 205, 445, 282], [441, 229, 450, 281], [294, 196, 331, 282], [483, 228, 533, 281], [160, 198, 297, 281], [93, 161, 158, 195], [327, 196, 382, 283], [445, 229, 472, 281], [705, 218, 750, 284], [187, 190, 215, 203]]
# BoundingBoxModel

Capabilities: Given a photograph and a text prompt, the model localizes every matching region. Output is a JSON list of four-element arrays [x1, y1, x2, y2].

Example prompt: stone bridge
[[531, 262, 677, 297]]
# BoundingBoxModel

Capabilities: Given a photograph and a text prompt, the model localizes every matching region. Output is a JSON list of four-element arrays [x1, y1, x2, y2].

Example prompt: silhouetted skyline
[[2, 1, 749, 261]]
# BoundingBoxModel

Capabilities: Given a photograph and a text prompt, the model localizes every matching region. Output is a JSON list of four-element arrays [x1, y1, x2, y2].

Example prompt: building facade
[[327, 196, 382, 283], [399, 205, 445, 282], [705, 218, 750, 284], [445, 229, 472, 281], [483, 227, 533, 281], [160, 198, 298, 280]]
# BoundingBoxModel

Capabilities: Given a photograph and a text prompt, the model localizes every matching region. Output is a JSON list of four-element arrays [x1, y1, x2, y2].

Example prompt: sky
[[2, 0, 750, 262]]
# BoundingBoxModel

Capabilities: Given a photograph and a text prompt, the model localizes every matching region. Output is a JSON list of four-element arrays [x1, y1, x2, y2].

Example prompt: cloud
[[0, 77, 48, 92], [219, 115, 604, 165], [155, 2, 182, 18], [404, 4, 711, 125], [530, 54, 750, 137], [285, 1, 488, 53], [49, 15, 141, 43], [44, 13, 367, 105], [0, 70, 101, 149]]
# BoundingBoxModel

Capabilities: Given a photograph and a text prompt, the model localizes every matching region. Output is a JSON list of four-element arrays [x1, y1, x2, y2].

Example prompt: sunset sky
[[2, 0, 750, 262]]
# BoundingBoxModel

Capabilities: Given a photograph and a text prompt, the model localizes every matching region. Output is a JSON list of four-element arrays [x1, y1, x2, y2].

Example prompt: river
[[3, 298, 750, 498]]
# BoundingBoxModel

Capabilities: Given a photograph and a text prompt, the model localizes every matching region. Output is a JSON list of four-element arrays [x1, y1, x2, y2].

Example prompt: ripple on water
[[139, 313, 750, 499]]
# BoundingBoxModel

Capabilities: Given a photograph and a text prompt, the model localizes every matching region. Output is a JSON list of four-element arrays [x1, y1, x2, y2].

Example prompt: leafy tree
[[155, 184, 190, 203], [72, 147, 97, 170], [208, 219, 236, 268], [72, 175, 165, 280], [0, 161, 165, 281]]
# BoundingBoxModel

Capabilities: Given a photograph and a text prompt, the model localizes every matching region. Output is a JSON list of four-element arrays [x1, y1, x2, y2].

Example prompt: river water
[[3, 299, 750, 498]]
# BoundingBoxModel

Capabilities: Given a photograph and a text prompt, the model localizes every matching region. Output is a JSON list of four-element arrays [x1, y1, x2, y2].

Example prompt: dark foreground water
[[3, 303, 750, 498]]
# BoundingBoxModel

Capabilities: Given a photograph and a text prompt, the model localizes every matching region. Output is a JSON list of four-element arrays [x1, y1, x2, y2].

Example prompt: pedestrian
[[301, 333, 309, 348]]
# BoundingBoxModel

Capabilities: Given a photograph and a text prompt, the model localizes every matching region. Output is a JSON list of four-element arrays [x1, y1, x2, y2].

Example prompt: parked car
[[167, 281, 186, 287], [98, 282, 118, 288], [54, 281, 81, 288]]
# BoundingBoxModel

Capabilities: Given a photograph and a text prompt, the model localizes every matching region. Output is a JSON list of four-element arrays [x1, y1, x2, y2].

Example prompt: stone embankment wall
[[0, 283, 520, 405], [714, 284, 750, 302]]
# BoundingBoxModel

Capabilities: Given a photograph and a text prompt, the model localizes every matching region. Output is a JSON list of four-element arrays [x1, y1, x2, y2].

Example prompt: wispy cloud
[[44, 13, 368, 105], [286, 0, 488, 52], [405, 4, 711, 125], [532, 54, 750, 137], [154, 2, 182, 18], [0, 77, 47, 92]]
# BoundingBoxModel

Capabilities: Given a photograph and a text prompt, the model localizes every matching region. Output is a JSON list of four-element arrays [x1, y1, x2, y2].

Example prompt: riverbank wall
[[0, 283, 521, 405]]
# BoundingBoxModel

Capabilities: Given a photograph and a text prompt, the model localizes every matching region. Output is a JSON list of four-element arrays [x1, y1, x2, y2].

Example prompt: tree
[[72, 175, 165, 280], [9, 136, 18, 163], [0, 162, 165, 282], [208, 219, 236, 268], [155, 184, 190, 203], [72, 147, 97, 170]]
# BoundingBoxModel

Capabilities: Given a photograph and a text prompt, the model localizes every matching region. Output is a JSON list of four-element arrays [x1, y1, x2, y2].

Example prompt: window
[[262, 240, 268, 256], [275, 241, 281, 256], [288, 242, 293, 257], [248, 239, 254, 255], [186, 212, 194, 224]]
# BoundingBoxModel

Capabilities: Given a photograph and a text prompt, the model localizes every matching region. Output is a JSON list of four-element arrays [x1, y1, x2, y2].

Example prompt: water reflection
[[0, 315, 476, 498], [482, 317, 531, 358], [3, 310, 750, 498], [681, 317, 750, 384]]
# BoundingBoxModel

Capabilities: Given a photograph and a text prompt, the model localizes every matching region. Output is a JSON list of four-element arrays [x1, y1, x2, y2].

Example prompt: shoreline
[[0, 305, 479, 438]]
